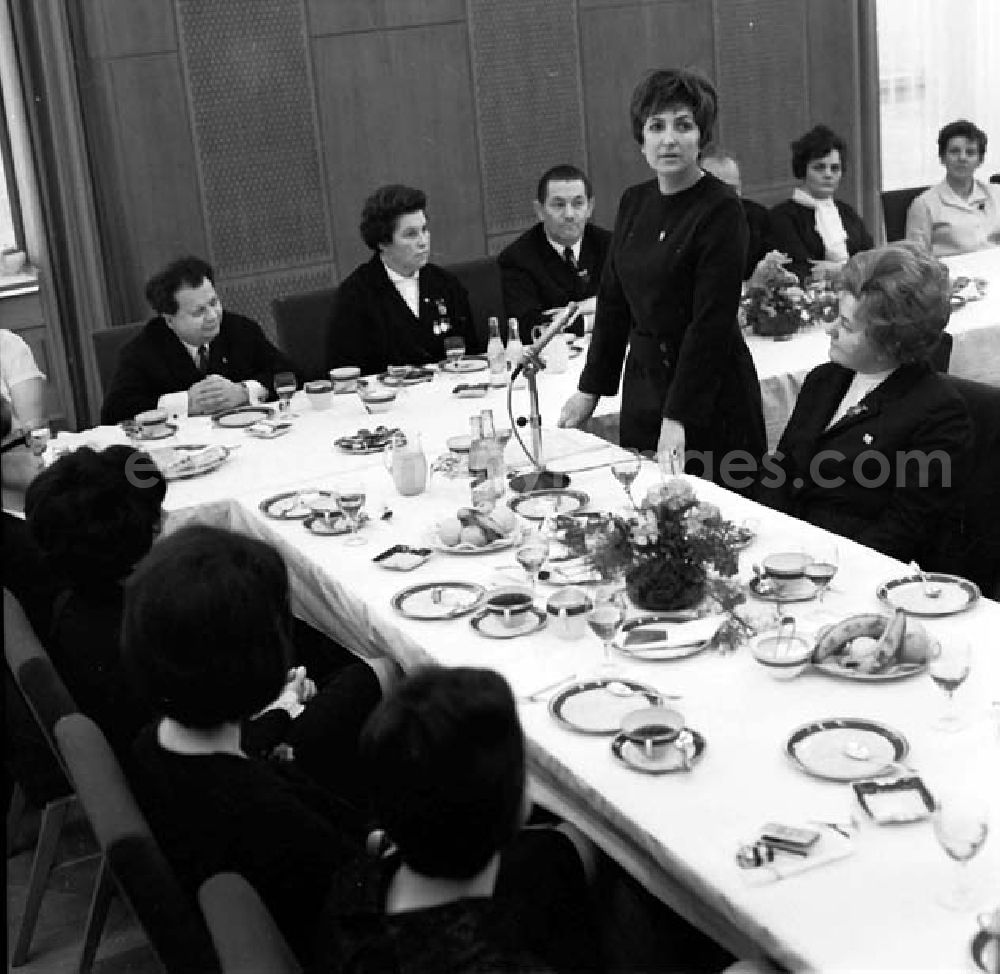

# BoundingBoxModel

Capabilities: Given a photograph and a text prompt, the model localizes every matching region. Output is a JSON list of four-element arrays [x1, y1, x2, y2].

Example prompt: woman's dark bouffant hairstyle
[[937, 119, 987, 161], [629, 68, 718, 147], [359, 185, 427, 252], [26, 445, 166, 592], [145, 256, 215, 314], [122, 525, 293, 729], [362, 666, 525, 879], [834, 241, 951, 365], [791, 124, 848, 179]]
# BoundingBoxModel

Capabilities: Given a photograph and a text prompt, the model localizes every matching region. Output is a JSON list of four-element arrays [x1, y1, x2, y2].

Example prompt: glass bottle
[[480, 408, 505, 500], [468, 414, 492, 508], [506, 317, 526, 389], [487, 316, 506, 388]]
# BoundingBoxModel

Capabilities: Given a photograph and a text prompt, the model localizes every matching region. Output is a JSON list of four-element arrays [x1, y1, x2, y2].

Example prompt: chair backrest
[[272, 287, 338, 381], [929, 376, 1000, 597], [198, 873, 301, 974], [92, 323, 145, 395], [54, 712, 220, 973], [443, 257, 505, 352], [930, 331, 953, 373], [880, 186, 928, 243]]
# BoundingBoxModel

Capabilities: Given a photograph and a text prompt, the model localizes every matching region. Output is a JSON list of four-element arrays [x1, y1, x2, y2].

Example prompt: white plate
[[470, 606, 546, 639], [785, 718, 909, 782], [549, 678, 661, 735], [508, 489, 590, 520], [390, 581, 486, 620], [748, 576, 817, 603], [212, 406, 274, 428], [877, 574, 979, 616], [148, 444, 230, 481]]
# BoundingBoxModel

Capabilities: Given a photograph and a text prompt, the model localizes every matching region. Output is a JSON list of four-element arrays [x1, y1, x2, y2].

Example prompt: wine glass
[[336, 483, 367, 546], [587, 584, 627, 673], [804, 543, 839, 603], [611, 450, 642, 510], [443, 336, 466, 371], [928, 640, 971, 732], [27, 426, 51, 467], [933, 792, 990, 910], [516, 536, 550, 594], [274, 371, 297, 416]]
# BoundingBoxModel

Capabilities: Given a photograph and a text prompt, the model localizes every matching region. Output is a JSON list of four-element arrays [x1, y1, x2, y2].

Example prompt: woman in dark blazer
[[756, 242, 972, 563], [768, 125, 874, 283], [325, 185, 477, 375]]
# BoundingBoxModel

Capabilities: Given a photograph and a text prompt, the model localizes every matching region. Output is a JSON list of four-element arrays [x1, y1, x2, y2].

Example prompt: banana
[[471, 511, 503, 542], [812, 613, 888, 663], [872, 608, 907, 669]]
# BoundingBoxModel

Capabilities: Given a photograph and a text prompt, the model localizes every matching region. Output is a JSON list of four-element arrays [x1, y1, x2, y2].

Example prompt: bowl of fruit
[[432, 505, 522, 553]]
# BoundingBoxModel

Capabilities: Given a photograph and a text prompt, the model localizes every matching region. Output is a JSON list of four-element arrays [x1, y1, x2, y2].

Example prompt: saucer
[[748, 576, 817, 603], [134, 423, 178, 441], [611, 728, 705, 774], [470, 606, 546, 639], [212, 405, 274, 428]]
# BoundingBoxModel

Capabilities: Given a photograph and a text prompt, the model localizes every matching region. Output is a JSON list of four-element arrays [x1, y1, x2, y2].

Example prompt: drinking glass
[[611, 450, 642, 510], [933, 792, 990, 910], [516, 537, 550, 593], [443, 337, 466, 370], [587, 584, 627, 673], [804, 543, 839, 602], [27, 426, 51, 467], [336, 483, 367, 546], [274, 372, 297, 416], [928, 640, 971, 732]]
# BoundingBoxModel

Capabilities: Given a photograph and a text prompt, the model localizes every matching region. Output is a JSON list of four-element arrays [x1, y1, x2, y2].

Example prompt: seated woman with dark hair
[[768, 124, 873, 282], [325, 184, 478, 375], [123, 524, 365, 965], [317, 665, 603, 973], [756, 242, 973, 562], [26, 448, 380, 800]]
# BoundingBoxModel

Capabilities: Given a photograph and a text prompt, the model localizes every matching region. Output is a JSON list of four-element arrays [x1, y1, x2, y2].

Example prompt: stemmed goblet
[[804, 543, 839, 603], [933, 791, 990, 910], [274, 371, 296, 416], [611, 450, 642, 510], [336, 483, 367, 546], [516, 535, 550, 595], [587, 583, 628, 674], [928, 640, 971, 732]]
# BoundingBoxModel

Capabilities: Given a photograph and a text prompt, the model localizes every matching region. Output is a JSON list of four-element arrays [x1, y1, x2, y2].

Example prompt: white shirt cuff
[[157, 391, 190, 419], [243, 380, 266, 404]]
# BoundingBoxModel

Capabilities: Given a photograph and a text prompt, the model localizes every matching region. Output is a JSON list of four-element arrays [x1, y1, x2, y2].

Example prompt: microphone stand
[[507, 303, 578, 493]]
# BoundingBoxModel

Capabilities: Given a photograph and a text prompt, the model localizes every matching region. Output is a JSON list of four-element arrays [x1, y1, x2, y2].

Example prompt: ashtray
[[373, 545, 432, 571], [852, 775, 934, 824]]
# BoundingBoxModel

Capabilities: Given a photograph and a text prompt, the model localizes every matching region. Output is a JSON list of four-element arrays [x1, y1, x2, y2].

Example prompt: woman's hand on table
[[656, 417, 685, 475], [558, 391, 599, 429]]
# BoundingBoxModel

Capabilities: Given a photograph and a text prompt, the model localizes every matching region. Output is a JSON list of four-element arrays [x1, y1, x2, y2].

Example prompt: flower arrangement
[[741, 251, 837, 338]]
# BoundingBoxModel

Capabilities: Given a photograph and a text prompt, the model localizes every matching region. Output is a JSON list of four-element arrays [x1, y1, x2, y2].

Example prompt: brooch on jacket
[[430, 297, 452, 336]]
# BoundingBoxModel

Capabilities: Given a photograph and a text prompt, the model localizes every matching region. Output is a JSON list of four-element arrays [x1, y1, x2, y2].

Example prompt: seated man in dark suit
[[701, 152, 770, 279], [100, 255, 295, 424], [325, 185, 477, 376], [498, 164, 612, 343]]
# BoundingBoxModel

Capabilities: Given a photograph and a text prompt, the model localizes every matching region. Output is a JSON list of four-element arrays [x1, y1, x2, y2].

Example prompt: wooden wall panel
[[306, 0, 465, 35], [468, 0, 586, 235], [102, 55, 207, 312], [313, 23, 484, 274], [78, 0, 176, 58], [176, 0, 331, 276], [714, 0, 808, 199], [580, 0, 715, 228]]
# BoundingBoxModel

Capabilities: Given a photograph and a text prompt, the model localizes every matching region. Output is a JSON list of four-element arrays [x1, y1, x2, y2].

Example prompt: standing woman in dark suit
[[768, 125, 874, 283], [325, 185, 478, 375], [559, 69, 765, 485]]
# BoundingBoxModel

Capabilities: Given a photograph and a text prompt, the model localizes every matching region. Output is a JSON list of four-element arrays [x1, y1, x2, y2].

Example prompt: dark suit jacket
[[498, 222, 612, 343], [100, 312, 294, 424], [741, 198, 771, 280], [756, 362, 973, 563], [767, 199, 874, 282], [325, 257, 476, 375]]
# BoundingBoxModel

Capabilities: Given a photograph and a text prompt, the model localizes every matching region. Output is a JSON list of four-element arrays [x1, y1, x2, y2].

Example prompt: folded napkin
[[619, 615, 725, 651], [740, 826, 854, 887]]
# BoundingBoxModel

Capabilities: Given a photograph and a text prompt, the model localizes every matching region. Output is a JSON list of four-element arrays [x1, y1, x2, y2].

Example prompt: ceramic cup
[[135, 408, 169, 438], [329, 366, 361, 394], [751, 633, 813, 680], [545, 586, 592, 640], [304, 379, 333, 410], [620, 706, 685, 760], [485, 586, 534, 629]]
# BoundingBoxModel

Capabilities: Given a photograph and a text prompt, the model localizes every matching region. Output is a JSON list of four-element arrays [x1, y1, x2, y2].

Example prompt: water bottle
[[487, 316, 506, 388], [480, 408, 505, 500], [506, 318, 526, 389]]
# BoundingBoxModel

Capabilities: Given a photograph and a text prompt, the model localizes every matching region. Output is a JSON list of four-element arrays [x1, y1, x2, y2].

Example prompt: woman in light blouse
[[905, 119, 1000, 257]]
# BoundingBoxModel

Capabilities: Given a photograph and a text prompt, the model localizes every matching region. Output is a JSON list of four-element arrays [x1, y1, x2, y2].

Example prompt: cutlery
[[521, 674, 579, 703], [908, 560, 941, 599]]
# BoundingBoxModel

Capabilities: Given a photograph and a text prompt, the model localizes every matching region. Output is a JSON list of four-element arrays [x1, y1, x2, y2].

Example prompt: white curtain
[[877, 0, 1000, 190]]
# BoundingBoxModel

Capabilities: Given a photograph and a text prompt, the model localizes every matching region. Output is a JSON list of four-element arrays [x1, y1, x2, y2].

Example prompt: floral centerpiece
[[558, 478, 762, 650], [741, 251, 837, 338]]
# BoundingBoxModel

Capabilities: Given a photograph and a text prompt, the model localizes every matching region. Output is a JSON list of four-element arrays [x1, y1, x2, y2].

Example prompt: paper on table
[[740, 828, 854, 887], [620, 615, 726, 650]]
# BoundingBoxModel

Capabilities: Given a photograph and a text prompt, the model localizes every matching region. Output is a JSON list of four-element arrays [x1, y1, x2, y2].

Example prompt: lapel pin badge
[[863, 433, 873, 445]]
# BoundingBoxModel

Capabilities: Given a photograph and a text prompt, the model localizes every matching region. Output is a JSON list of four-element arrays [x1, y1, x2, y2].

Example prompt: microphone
[[511, 301, 580, 381]]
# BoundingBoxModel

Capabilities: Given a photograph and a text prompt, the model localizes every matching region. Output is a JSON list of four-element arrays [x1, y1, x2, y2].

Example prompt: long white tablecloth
[[69, 379, 999, 972]]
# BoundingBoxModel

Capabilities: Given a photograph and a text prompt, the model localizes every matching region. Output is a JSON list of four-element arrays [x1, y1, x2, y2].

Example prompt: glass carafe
[[384, 430, 428, 496]]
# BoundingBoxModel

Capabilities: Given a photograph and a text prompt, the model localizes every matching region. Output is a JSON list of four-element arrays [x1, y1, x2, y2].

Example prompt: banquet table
[[60, 376, 999, 973], [543, 248, 1000, 453]]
